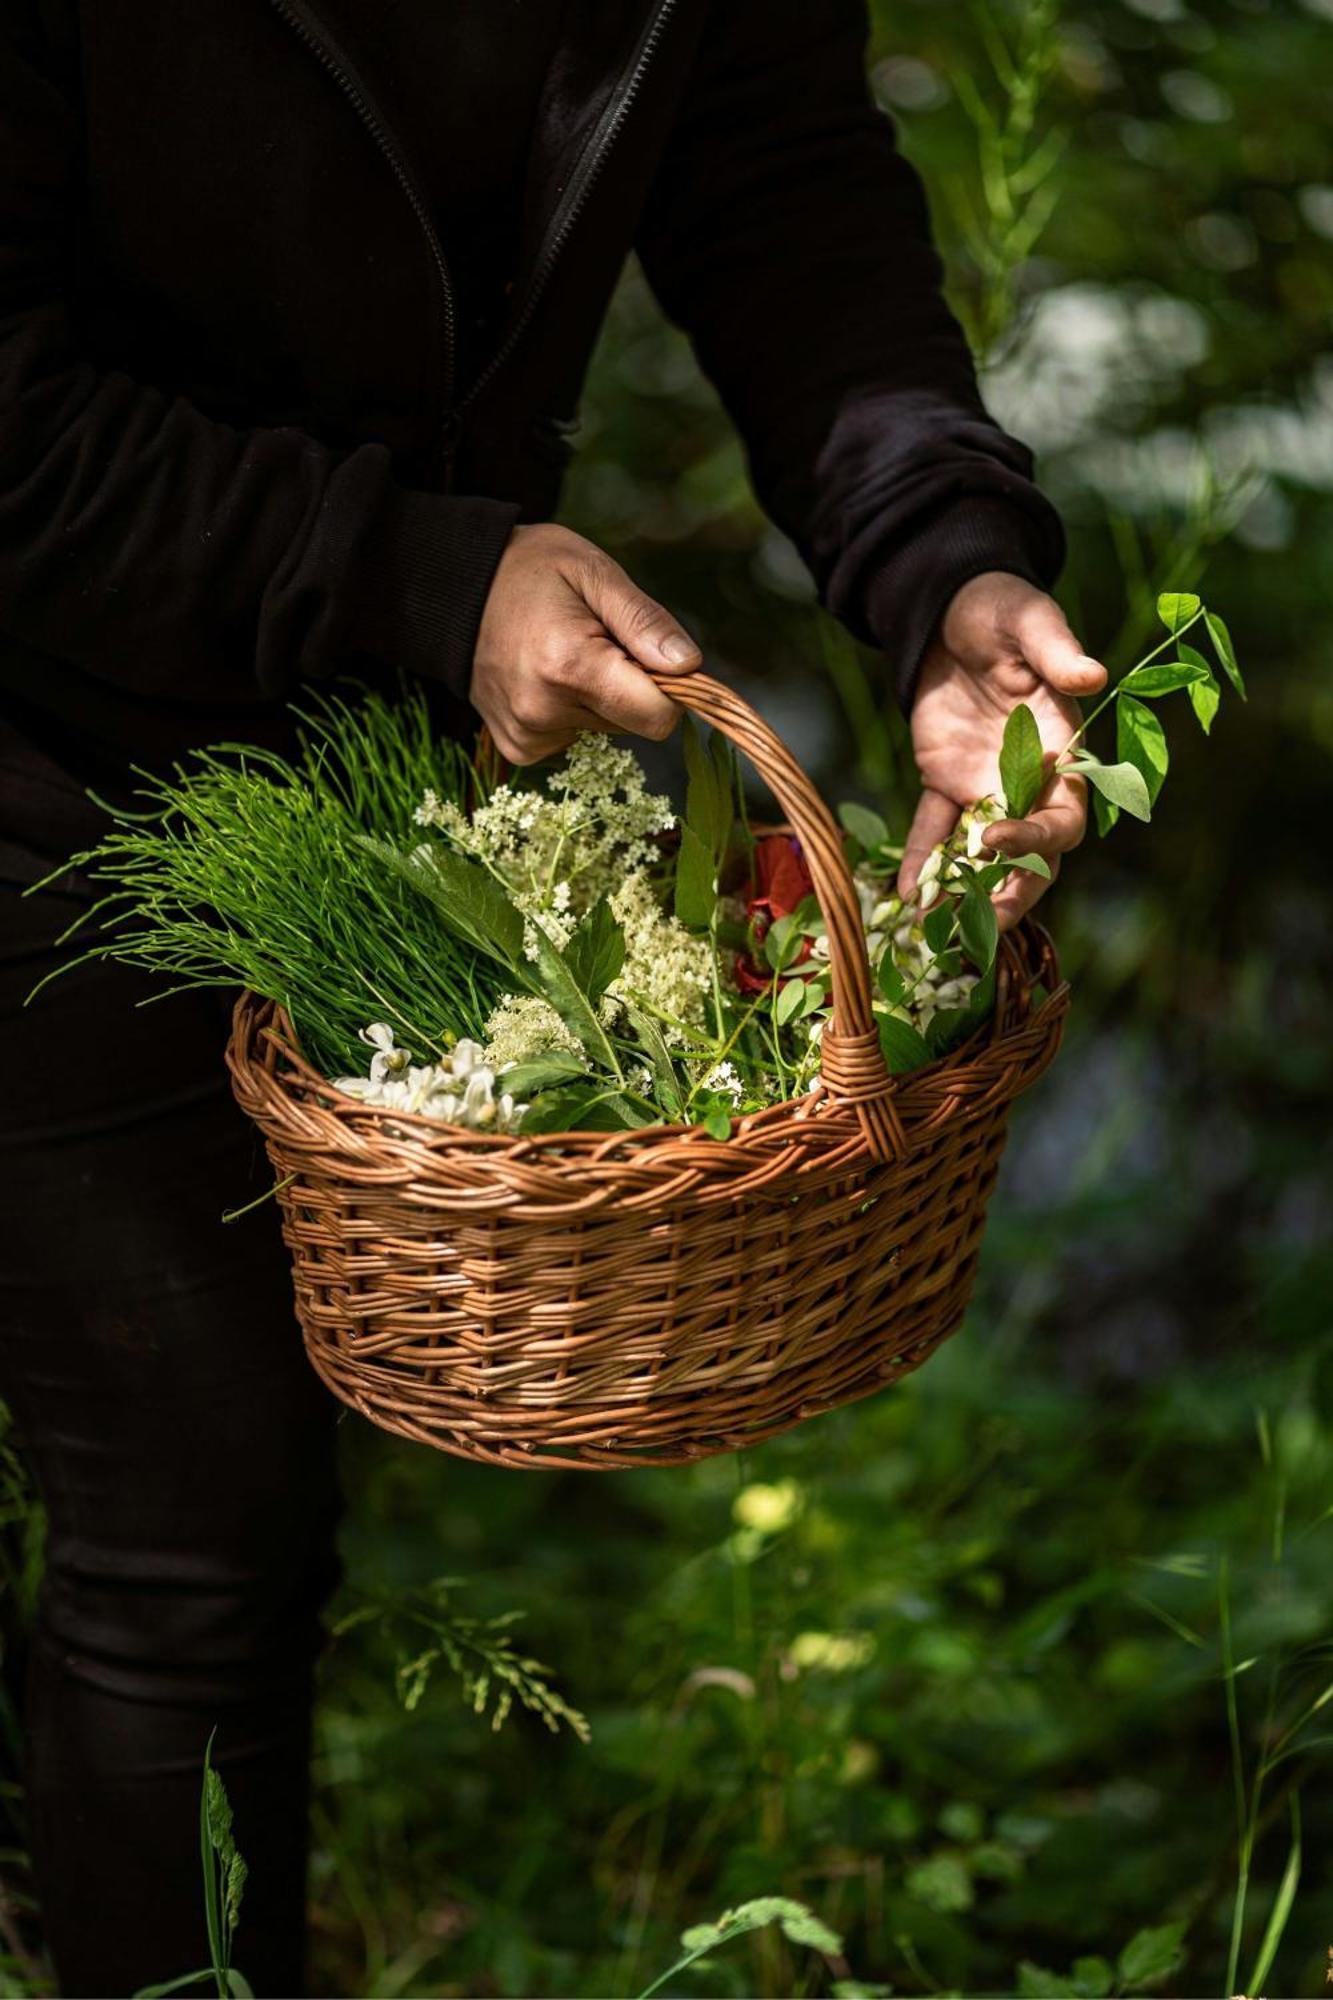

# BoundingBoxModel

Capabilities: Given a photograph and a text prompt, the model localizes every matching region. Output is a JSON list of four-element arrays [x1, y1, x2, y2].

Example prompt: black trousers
[[0, 864, 343, 1997]]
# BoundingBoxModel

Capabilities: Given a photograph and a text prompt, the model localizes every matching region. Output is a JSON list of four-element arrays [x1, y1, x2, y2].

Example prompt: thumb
[[1007, 588, 1107, 698], [577, 556, 701, 673]]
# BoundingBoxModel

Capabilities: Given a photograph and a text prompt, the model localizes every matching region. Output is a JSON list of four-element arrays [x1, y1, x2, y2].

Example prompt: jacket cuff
[[864, 495, 1067, 711], [349, 489, 521, 701]]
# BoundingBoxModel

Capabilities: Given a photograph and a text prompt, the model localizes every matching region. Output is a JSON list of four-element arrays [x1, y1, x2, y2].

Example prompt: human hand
[[471, 524, 701, 764], [901, 571, 1108, 930]]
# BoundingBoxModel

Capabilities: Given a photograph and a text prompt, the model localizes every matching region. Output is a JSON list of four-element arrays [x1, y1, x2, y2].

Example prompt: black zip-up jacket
[[0, 0, 1064, 815]]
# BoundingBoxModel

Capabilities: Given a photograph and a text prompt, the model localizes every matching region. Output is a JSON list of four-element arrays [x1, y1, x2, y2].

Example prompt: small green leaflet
[[564, 894, 625, 1004], [681, 715, 733, 863], [1179, 642, 1221, 734], [520, 1085, 652, 1134], [701, 1103, 732, 1141], [623, 1006, 683, 1119], [1116, 1920, 1187, 1992], [877, 1012, 934, 1074], [1071, 755, 1152, 822], [1117, 660, 1210, 699], [775, 978, 807, 1025], [923, 900, 956, 953], [1205, 609, 1245, 697], [674, 822, 716, 928], [1092, 787, 1119, 837], [1156, 591, 1201, 634], [1116, 694, 1169, 806], [1005, 851, 1052, 879], [837, 800, 889, 853], [764, 914, 802, 974], [958, 874, 999, 975], [877, 957, 906, 1004], [999, 702, 1045, 818]]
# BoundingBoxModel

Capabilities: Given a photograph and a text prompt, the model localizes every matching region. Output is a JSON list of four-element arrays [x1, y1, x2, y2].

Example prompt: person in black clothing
[[0, 1, 1107, 1991]]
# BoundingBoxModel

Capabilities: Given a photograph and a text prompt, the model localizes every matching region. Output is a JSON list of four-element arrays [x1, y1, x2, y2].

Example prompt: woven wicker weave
[[226, 667, 1068, 1469]]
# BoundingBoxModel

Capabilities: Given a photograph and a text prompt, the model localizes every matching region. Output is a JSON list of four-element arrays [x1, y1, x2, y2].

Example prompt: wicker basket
[[226, 668, 1068, 1469]]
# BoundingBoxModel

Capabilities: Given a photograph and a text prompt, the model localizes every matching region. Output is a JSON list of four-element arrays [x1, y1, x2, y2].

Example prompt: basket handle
[[637, 665, 904, 1162]]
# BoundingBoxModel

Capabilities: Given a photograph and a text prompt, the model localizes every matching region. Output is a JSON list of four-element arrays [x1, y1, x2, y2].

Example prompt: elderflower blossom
[[334, 1027, 526, 1132], [700, 1060, 744, 1105], [605, 870, 712, 1043], [482, 993, 582, 1071]]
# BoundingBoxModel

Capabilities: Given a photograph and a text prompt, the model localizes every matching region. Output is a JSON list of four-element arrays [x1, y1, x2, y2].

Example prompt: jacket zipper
[[265, 0, 459, 473], [267, 0, 678, 487], [452, 0, 680, 437]]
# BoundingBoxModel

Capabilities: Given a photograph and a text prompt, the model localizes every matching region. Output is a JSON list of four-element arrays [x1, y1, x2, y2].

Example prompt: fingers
[[992, 853, 1060, 932], [573, 552, 702, 674], [1003, 586, 1107, 699], [981, 771, 1088, 867], [899, 787, 960, 904], [569, 638, 688, 741]]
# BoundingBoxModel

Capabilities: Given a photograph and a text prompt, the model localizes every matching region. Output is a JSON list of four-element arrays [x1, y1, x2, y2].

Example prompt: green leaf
[[525, 926, 622, 1075], [926, 1005, 975, 1056], [1016, 1964, 1082, 1998], [701, 1103, 732, 1140], [1179, 643, 1221, 734], [1004, 851, 1052, 880], [624, 1007, 684, 1119], [999, 703, 1045, 818], [1156, 590, 1201, 633], [496, 1051, 588, 1096], [1116, 694, 1169, 806], [877, 1013, 934, 1074], [520, 1085, 653, 1134], [363, 839, 526, 975], [1205, 610, 1246, 696], [682, 716, 733, 863], [1117, 660, 1210, 699], [1091, 786, 1120, 837], [764, 915, 802, 974], [877, 957, 906, 1004], [563, 895, 626, 1005], [1115, 1920, 1187, 1991], [775, 978, 808, 1025], [1070, 1959, 1113, 1998], [838, 801, 890, 853], [674, 822, 716, 928], [1073, 756, 1152, 823], [958, 874, 999, 974], [923, 900, 956, 954]]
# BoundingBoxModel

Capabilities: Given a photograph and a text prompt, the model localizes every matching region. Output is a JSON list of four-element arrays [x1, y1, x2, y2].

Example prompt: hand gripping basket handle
[[645, 665, 907, 1164]]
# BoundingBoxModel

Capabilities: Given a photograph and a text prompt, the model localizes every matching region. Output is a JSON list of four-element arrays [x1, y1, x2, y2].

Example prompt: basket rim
[[228, 919, 1067, 1163]]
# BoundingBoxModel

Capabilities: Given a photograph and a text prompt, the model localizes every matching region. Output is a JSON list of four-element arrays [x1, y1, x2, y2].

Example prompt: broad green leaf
[[926, 1005, 975, 1056], [525, 926, 622, 1074], [1005, 851, 1052, 879], [1000, 703, 1045, 818], [1073, 756, 1152, 822], [1180, 643, 1221, 734], [1115, 1919, 1187, 1991], [1205, 609, 1246, 696], [965, 963, 998, 1019], [674, 822, 716, 928], [775, 977, 807, 1025], [958, 874, 999, 974], [624, 1007, 683, 1119], [682, 715, 732, 863], [1116, 694, 1169, 806], [1156, 590, 1201, 633], [520, 1085, 653, 1133], [496, 1051, 588, 1096], [364, 839, 526, 973], [564, 894, 626, 1004], [1069, 1958, 1113, 1998], [877, 1012, 934, 1074], [877, 957, 906, 1004], [701, 1103, 732, 1141], [1091, 785, 1120, 837], [838, 800, 889, 852], [764, 914, 802, 974], [923, 900, 956, 954], [1117, 660, 1209, 699]]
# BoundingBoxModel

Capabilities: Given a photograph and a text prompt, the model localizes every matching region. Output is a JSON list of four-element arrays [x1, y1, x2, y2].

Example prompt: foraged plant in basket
[[32, 591, 1240, 1468]]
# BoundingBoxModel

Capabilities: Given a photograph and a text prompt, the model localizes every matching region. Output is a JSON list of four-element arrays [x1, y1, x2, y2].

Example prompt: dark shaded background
[[3, 0, 1332, 1993]]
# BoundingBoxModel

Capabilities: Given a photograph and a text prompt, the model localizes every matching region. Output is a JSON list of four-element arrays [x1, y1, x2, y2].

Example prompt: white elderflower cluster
[[606, 871, 712, 1043], [700, 1060, 744, 1105], [334, 1025, 527, 1132], [414, 734, 675, 941], [482, 993, 583, 1071]]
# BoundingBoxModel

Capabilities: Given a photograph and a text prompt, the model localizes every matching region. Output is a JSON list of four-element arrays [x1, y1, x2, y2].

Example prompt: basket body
[[226, 924, 1066, 1469]]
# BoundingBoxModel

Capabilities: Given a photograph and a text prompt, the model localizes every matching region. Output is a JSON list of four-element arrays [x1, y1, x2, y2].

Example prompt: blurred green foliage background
[[6, 0, 1333, 1993]]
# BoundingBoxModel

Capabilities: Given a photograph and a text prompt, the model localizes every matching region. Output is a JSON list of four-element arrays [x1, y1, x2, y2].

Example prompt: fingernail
[[660, 633, 698, 665]]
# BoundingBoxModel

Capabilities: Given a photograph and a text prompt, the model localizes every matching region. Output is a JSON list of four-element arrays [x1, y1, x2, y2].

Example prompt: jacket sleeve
[[0, 5, 514, 708], [636, 0, 1065, 704]]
